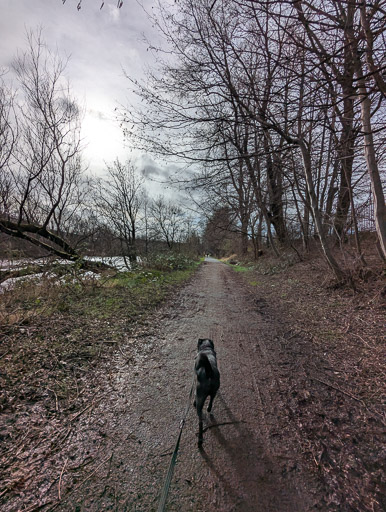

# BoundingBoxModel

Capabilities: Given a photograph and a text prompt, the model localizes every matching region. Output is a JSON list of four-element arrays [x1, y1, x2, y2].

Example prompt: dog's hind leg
[[207, 391, 217, 413], [196, 395, 206, 446]]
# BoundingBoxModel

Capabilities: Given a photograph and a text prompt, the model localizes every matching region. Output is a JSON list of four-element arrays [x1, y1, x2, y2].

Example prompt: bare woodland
[[1, 2, 385, 278], [122, 0, 385, 281], [0, 35, 197, 272]]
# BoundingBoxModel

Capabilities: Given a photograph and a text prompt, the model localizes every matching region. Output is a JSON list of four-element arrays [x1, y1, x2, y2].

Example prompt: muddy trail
[[5, 257, 383, 511], [37, 258, 325, 512]]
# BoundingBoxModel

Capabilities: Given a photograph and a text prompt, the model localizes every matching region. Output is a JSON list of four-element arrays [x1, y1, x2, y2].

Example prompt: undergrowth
[[0, 256, 200, 414], [0, 256, 200, 325]]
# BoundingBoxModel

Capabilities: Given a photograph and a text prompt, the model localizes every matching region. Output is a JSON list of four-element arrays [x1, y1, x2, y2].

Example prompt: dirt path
[[50, 258, 326, 511]]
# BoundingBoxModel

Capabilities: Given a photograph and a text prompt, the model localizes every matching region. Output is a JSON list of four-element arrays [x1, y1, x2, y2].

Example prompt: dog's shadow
[[198, 393, 293, 511]]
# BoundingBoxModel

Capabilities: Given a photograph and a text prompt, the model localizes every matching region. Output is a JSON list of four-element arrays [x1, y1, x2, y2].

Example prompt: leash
[[157, 374, 195, 512]]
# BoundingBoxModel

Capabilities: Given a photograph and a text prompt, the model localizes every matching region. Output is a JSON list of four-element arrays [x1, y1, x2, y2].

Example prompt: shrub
[[144, 253, 197, 271]]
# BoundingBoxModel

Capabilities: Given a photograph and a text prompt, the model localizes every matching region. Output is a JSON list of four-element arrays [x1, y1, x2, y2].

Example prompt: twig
[[117, 344, 126, 358], [58, 458, 68, 500], [311, 377, 365, 406], [65, 453, 112, 499], [67, 456, 94, 472], [353, 333, 371, 347], [0, 349, 10, 359], [72, 369, 80, 400], [314, 377, 386, 426], [202, 420, 247, 433], [20, 502, 54, 512], [69, 398, 101, 422], [47, 454, 113, 511], [0, 487, 9, 498], [47, 388, 59, 412], [159, 450, 173, 457], [343, 321, 351, 334]]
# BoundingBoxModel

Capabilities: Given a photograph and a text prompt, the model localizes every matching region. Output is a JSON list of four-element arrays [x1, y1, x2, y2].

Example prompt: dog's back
[[195, 338, 220, 445], [196, 351, 216, 378]]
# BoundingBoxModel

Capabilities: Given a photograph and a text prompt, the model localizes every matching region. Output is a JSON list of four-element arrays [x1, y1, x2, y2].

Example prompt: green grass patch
[[226, 261, 262, 287], [226, 262, 255, 273], [232, 265, 250, 272], [249, 280, 261, 286]]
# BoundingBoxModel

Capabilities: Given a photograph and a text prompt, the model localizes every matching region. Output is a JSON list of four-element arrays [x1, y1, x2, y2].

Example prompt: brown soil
[[1, 257, 385, 511]]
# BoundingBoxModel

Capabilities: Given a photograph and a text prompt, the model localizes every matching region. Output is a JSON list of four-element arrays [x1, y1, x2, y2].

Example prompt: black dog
[[194, 338, 220, 445]]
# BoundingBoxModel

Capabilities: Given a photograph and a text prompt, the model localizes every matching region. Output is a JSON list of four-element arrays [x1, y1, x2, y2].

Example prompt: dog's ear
[[198, 338, 215, 350]]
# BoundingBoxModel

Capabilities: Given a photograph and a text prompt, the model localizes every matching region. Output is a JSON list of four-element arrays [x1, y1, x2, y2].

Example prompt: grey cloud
[[141, 163, 169, 179], [1, 0, 159, 174], [136, 154, 181, 182], [88, 109, 110, 121]]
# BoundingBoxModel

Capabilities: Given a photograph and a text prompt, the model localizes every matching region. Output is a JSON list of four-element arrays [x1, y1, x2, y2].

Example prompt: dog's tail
[[196, 353, 213, 378]]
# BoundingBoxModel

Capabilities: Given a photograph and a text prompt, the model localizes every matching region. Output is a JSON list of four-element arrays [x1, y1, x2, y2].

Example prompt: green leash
[[157, 375, 195, 512]]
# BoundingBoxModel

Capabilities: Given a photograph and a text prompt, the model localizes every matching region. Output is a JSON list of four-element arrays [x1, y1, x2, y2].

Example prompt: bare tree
[[95, 158, 144, 265], [0, 79, 17, 221], [123, 0, 345, 278], [293, 0, 386, 258], [122, 0, 385, 278], [203, 206, 238, 257], [0, 30, 85, 261], [149, 197, 186, 250]]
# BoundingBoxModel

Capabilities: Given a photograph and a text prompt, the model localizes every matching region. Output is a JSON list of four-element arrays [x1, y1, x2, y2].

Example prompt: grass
[[0, 256, 201, 413], [1, 257, 200, 324], [230, 264, 251, 272], [67, 267, 197, 320], [225, 262, 262, 286]]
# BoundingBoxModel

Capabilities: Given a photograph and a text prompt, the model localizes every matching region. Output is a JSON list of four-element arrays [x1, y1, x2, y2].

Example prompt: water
[[0, 255, 137, 292]]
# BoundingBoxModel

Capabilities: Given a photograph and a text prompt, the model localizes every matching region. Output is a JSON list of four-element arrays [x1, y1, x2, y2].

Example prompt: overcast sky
[[0, 0, 178, 193]]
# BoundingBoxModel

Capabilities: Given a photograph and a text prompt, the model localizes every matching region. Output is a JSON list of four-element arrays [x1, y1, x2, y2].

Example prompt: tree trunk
[[244, 157, 281, 258], [263, 132, 287, 243], [323, 159, 339, 235], [0, 219, 80, 261], [299, 141, 346, 281], [333, 22, 356, 239], [240, 213, 249, 256], [357, 87, 386, 259], [349, 29, 386, 259]]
